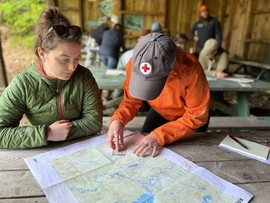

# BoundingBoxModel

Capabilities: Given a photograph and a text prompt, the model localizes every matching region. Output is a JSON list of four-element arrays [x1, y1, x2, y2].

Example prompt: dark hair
[[175, 33, 188, 42], [34, 7, 82, 57]]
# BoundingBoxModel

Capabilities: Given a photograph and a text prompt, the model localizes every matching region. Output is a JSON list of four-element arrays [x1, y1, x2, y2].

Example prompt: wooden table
[[90, 67, 270, 117], [0, 131, 269, 202], [229, 59, 270, 80]]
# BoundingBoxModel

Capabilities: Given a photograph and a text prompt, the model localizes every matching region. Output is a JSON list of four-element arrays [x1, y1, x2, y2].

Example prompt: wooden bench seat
[[102, 116, 270, 131]]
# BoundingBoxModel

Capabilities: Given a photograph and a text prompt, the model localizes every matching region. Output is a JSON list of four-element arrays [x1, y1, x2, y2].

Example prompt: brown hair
[[34, 7, 82, 57]]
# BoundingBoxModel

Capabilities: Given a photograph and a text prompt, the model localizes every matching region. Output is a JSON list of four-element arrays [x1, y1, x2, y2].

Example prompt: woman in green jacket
[[0, 7, 103, 148]]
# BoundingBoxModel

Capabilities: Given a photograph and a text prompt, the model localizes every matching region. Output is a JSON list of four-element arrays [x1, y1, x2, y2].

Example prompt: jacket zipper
[[57, 82, 64, 120]]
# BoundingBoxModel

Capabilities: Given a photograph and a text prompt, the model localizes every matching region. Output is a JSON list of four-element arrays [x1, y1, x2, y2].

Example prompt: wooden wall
[[51, 0, 270, 62]]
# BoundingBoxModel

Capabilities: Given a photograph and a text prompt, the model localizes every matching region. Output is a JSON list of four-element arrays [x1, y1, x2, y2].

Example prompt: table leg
[[230, 92, 251, 116]]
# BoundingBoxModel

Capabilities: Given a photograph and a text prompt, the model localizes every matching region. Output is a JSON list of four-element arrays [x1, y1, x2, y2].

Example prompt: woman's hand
[[47, 120, 72, 141], [133, 134, 162, 158], [107, 120, 125, 151], [216, 72, 228, 78]]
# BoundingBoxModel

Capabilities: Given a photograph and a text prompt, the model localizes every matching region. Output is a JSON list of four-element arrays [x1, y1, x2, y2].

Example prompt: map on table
[[25, 131, 253, 203]]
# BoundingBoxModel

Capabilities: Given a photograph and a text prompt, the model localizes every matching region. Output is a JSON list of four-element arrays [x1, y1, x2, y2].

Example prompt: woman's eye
[[58, 59, 69, 64]]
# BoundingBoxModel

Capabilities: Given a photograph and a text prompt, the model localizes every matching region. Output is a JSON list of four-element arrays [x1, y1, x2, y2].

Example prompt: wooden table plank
[[0, 150, 49, 170], [0, 198, 48, 203], [198, 160, 270, 184], [0, 171, 44, 198]]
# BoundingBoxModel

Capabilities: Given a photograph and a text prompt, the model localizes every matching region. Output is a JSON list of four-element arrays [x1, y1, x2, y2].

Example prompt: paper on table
[[207, 76, 217, 81], [25, 131, 253, 203], [219, 135, 270, 163], [106, 69, 126, 75], [221, 77, 254, 83]]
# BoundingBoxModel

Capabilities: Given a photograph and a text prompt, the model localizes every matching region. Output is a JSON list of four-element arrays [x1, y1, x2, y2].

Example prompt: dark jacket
[[99, 28, 125, 59], [190, 17, 222, 50], [0, 62, 103, 149], [90, 23, 109, 46]]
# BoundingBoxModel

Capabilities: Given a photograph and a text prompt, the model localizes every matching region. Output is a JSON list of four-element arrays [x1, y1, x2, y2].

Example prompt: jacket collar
[[37, 60, 56, 79], [32, 60, 69, 87]]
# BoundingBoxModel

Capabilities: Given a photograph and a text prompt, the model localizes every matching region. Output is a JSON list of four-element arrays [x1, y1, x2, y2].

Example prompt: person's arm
[[216, 52, 229, 73], [199, 52, 216, 77], [151, 64, 211, 146], [0, 76, 47, 149], [190, 22, 196, 39], [111, 59, 143, 125], [68, 71, 103, 140], [108, 59, 142, 151], [215, 19, 223, 46]]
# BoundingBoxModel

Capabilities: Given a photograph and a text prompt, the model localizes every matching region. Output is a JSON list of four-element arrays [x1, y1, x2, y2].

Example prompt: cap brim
[[129, 71, 167, 101]]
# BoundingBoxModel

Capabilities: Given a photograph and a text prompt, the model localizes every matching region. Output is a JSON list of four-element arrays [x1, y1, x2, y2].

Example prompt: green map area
[[50, 141, 233, 203]]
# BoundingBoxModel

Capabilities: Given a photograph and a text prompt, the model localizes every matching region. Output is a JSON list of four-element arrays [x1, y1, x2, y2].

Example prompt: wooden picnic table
[[90, 67, 270, 117], [229, 59, 270, 80], [0, 131, 269, 202]]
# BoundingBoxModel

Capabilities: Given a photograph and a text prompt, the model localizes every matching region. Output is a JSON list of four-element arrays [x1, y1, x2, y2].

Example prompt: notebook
[[219, 135, 270, 161]]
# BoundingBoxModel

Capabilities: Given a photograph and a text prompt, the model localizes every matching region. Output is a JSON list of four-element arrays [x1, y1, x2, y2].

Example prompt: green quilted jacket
[[0, 62, 103, 149]]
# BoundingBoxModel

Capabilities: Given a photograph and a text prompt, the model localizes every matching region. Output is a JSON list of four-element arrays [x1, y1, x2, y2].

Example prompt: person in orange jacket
[[107, 33, 211, 157]]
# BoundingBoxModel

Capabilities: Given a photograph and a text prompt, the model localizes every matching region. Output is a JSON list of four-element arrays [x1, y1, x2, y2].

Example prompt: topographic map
[[25, 132, 253, 203]]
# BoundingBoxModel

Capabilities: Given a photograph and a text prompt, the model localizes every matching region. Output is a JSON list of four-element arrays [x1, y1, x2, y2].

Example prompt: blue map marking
[[202, 195, 212, 203], [128, 163, 139, 168], [111, 172, 122, 178], [132, 193, 154, 203]]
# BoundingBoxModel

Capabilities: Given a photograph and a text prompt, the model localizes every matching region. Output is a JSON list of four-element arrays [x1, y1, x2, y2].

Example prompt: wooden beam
[[253, 10, 270, 15], [78, 0, 84, 30], [224, 0, 237, 51], [120, 10, 164, 16], [0, 32, 8, 88], [243, 0, 257, 59], [245, 39, 270, 44]]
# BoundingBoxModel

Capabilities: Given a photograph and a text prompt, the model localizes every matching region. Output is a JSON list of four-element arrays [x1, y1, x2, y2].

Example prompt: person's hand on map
[[47, 120, 72, 141], [107, 120, 125, 151], [216, 72, 228, 78], [133, 134, 162, 158]]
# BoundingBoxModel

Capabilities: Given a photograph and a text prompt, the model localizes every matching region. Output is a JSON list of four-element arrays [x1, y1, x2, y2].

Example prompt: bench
[[102, 116, 270, 131]]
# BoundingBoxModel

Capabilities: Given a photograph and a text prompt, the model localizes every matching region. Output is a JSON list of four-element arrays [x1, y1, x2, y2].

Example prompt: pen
[[228, 135, 249, 150]]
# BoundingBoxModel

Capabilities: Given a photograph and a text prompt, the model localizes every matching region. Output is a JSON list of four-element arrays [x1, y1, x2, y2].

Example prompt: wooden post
[[243, 1, 257, 59], [0, 32, 8, 89]]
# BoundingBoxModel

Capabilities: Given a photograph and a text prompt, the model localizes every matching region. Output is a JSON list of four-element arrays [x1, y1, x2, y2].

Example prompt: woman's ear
[[37, 47, 46, 62]]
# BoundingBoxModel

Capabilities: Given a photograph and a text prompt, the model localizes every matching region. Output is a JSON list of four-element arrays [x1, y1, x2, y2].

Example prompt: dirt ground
[[1, 25, 36, 82], [1, 25, 270, 116]]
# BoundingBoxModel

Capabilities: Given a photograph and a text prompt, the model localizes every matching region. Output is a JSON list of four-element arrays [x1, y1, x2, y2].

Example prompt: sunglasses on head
[[45, 24, 82, 38]]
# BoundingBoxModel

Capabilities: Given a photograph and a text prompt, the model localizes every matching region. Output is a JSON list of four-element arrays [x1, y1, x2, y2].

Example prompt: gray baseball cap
[[130, 32, 176, 100]]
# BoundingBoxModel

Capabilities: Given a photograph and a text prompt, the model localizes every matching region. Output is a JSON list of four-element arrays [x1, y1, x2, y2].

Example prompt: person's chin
[[60, 74, 72, 80]]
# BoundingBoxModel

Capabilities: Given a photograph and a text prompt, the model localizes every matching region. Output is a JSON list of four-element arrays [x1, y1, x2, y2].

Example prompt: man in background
[[99, 15, 125, 69], [190, 5, 222, 53], [90, 17, 110, 46]]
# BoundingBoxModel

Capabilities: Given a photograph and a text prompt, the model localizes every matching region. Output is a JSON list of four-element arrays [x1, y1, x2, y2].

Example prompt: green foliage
[[0, 0, 46, 47]]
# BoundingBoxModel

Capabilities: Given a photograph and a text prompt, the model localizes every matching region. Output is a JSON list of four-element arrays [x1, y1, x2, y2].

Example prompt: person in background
[[151, 22, 162, 32], [107, 33, 211, 157], [99, 15, 125, 69], [199, 39, 228, 78], [0, 7, 103, 149], [174, 33, 188, 51], [143, 29, 151, 36], [90, 17, 111, 46], [190, 5, 222, 53]]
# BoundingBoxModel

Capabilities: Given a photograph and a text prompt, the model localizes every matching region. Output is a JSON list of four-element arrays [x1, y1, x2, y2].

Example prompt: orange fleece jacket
[[111, 51, 211, 146]]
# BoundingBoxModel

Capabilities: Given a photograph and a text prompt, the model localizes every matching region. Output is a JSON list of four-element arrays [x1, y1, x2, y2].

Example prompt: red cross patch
[[140, 63, 152, 75]]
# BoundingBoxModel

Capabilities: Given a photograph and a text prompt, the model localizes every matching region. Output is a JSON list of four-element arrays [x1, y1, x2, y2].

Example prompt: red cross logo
[[140, 63, 152, 75]]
